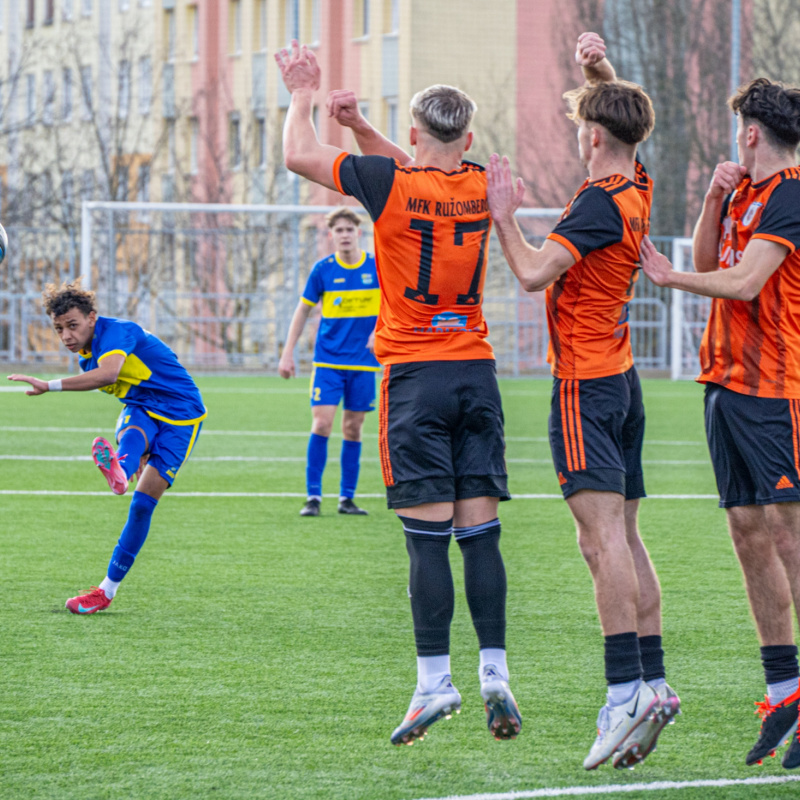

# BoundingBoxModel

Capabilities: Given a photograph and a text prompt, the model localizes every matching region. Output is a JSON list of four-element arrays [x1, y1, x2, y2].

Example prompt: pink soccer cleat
[[65, 586, 113, 615], [92, 437, 129, 495]]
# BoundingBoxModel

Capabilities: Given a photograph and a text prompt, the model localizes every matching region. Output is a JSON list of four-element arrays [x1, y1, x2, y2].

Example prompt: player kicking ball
[[8, 281, 206, 614]]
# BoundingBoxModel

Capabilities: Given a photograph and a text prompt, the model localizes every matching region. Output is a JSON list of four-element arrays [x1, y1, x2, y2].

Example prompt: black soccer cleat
[[783, 722, 800, 769], [746, 688, 800, 766], [338, 498, 368, 515], [300, 498, 321, 517]]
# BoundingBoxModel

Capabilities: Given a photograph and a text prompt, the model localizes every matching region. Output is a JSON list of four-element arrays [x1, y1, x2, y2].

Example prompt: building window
[[118, 60, 130, 119], [190, 5, 199, 59], [230, 0, 241, 54], [168, 122, 176, 171], [62, 171, 74, 216], [310, 0, 320, 44], [229, 112, 241, 168], [44, 0, 54, 24], [26, 74, 36, 127], [256, 115, 267, 167], [190, 118, 199, 174], [284, 0, 298, 44], [137, 162, 150, 201], [81, 169, 94, 202], [116, 165, 129, 201], [138, 0, 151, 7], [42, 71, 55, 125], [118, 0, 129, 11], [386, 97, 398, 142], [354, 0, 369, 37], [388, 0, 399, 33], [62, 0, 74, 21], [80, 65, 92, 120], [256, 0, 267, 51], [81, 0, 91, 17], [26, 0, 34, 28], [138, 57, 151, 115], [358, 101, 369, 121], [62, 68, 73, 121], [165, 9, 175, 61]]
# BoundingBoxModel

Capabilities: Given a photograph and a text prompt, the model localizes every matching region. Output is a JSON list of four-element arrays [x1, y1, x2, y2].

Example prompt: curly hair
[[730, 77, 800, 150], [564, 79, 655, 146], [42, 279, 97, 318]]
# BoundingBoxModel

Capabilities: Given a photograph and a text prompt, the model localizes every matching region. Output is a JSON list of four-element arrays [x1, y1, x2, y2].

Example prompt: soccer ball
[[0, 224, 7, 264]]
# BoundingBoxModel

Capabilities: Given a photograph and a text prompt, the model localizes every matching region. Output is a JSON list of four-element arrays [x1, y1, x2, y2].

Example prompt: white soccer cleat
[[583, 681, 659, 770], [480, 665, 522, 740], [390, 675, 462, 746]]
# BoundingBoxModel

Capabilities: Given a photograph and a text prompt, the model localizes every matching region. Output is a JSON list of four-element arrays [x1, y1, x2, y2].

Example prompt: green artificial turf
[[1, 376, 798, 799]]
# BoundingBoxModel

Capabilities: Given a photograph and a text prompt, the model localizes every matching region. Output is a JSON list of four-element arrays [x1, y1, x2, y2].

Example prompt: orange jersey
[[545, 161, 652, 379], [698, 168, 800, 398], [333, 153, 494, 365]]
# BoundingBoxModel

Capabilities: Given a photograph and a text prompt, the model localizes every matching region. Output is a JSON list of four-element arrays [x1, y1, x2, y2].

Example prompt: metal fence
[[0, 202, 678, 375]]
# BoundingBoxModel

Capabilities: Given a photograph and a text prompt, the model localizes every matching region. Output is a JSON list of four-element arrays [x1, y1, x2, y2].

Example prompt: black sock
[[455, 521, 506, 649], [399, 516, 454, 656], [761, 644, 800, 685], [639, 635, 666, 682], [605, 631, 642, 684]]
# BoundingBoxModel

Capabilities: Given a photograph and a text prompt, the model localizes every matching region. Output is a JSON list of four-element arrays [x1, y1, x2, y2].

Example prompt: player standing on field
[[279, 207, 379, 517], [8, 281, 206, 614], [276, 40, 521, 746], [487, 32, 679, 769], [640, 77, 800, 770]]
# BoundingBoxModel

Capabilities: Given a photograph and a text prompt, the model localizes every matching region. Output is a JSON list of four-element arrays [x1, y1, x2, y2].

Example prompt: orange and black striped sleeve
[[333, 154, 397, 223], [752, 177, 800, 254]]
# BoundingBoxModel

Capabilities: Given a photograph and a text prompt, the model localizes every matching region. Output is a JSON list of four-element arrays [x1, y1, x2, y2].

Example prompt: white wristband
[[47, 379, 63, 392]]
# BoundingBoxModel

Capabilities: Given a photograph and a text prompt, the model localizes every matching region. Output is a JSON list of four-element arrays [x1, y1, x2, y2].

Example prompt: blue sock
[[306, 433, 328, 497], [107, 491, 159, 582], [340, 440, 361, 499], [117, 427, 148, 480]]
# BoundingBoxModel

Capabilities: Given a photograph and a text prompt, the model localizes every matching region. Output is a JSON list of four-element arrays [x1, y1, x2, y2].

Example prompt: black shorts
[[379, 360, 510, 508], [705, 382, 800, 507], [549, 366, 646, 500]]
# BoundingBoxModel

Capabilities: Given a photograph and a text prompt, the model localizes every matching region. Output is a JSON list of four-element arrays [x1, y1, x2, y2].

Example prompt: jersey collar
[[335, 251, 367, 269]]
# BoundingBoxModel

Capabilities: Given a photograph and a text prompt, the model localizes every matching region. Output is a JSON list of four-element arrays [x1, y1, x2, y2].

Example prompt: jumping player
[[8, 281, 205, 614], [487, 32, 679, 769], [279, 207, 379, 517], [276, 41, 521, 745], [640, 77, 800, 770]]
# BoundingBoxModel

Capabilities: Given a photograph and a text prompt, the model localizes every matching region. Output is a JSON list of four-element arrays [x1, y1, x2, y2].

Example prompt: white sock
[[417, 655, 450, 693], [99, 576, 120, 600], [308, 495, 322, 502], [479, 648, 508, 682], [649, 677, 667, 690], [607, 678, 640, 706], [768, 677, 800, 704]]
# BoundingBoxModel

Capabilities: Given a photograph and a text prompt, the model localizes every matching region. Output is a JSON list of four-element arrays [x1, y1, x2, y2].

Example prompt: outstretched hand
[[486, 154, 525, 223], [7, 374, 47, 395], [275, 40, 321, 93], [327, 90, 365, 129], [639, 236, 674, 287], [575, 32, 606, 67]]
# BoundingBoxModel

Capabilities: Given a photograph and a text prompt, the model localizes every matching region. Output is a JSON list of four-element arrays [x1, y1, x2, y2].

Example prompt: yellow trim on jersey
[[100, 353, 154, 399], [321, 288, 380, 319], [334, 251, 367, 269], [145, 408, 209, 425], [313, 362, 381, 372], [98, 349, 128, 361], [301, 297, 317, 307]]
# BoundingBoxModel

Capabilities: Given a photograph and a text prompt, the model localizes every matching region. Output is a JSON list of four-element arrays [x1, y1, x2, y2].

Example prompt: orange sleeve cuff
[[332, 151, 348, 195], [547, 232, 582, 263], [752, 233, 796, 254]]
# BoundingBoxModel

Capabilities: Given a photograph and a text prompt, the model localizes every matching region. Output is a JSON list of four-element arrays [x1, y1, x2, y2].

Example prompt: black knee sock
[[605, 632, 642, 685], [455, 520, 506, 650], [639, 635, 666, 682], [761, 644, 800, 685], [399, 516, 454, 657]]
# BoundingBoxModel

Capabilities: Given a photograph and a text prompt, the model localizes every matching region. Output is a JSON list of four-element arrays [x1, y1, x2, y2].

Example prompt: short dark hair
[[42, 279, 97, 318], [564, 79, 655, 146], [729, 77, 800, 151], [325, 207, 361, 228]]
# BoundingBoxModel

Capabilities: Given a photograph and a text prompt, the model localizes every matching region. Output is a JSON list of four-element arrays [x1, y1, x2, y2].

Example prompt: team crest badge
[[361, 273, 374, 285], [741, 202, 763, 227]]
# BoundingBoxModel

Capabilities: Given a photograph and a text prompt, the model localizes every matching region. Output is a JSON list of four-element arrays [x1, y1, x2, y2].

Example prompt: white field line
[[0, 454, 710, 466], [0, 490, 719, 499], [0, 425, 708, 447], [409, 774, 800, 800]]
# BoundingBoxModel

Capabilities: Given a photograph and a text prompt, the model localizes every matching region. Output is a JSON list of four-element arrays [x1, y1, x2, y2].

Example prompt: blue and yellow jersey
[[302, 251, 380, 371], [78, 316, 206, 424]]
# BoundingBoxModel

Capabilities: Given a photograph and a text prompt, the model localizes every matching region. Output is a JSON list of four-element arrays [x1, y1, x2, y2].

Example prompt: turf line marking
[[0, 490, 719, 499], [409, 774, 800, 800]]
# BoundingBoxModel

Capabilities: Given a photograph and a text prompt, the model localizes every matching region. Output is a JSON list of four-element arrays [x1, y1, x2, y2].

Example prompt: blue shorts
[[549, 366, 646, 500], [310, 366, 377, 412], [115, 405, 203, 486], [704, 383, 800, 507]]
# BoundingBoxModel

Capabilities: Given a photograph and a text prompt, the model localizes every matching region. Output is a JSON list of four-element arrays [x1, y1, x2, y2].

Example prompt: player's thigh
[[115, 406, 158, 448], [706, 385, 800, 507], [310, 366, 345, 407], [311, 404, 338, 436], [342, 370, 377, 413], [549, 374, 629, 499], [148, 420, 203, 485]]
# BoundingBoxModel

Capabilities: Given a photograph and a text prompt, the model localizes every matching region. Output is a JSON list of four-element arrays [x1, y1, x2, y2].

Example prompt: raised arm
[[487, 154, 575, 292], [8, 354, 125, 396], [692, 161, 748, 273], [327, 90, 413, 165], [575, 31, 617, 84], [276, 41, 345, 190]]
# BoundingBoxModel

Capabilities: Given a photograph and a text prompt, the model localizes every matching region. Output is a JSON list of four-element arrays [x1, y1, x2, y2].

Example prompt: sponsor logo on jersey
[[361, 273, 374, 285], [334, 278, 346, 283], [776, 475, 795, 490], [742, 202, 763, 227], [431, 312, 467, 330]]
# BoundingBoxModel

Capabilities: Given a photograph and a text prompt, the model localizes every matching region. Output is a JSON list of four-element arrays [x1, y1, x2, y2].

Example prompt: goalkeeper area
[[3, 376, 800, 800]]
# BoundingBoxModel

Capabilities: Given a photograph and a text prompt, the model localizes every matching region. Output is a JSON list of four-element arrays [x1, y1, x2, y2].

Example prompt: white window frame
[[138, 57, 151, 116], [118, 60, 130, 119], [62, 67, 73, 121], [43, 70, 55, 126], [80, 65, 92, 121]]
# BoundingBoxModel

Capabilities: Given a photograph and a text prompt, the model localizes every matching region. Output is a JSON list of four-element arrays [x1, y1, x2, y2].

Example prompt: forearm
[[350, 120, 411, 164], [664, 267, 753, 301], [62, 367, 120, 391], [692, 193, 724, 273], [283, 89, 341, 189], [283, 304, 312, 353], [583, 57, 617, 84], [494, 217, 551, 293]]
